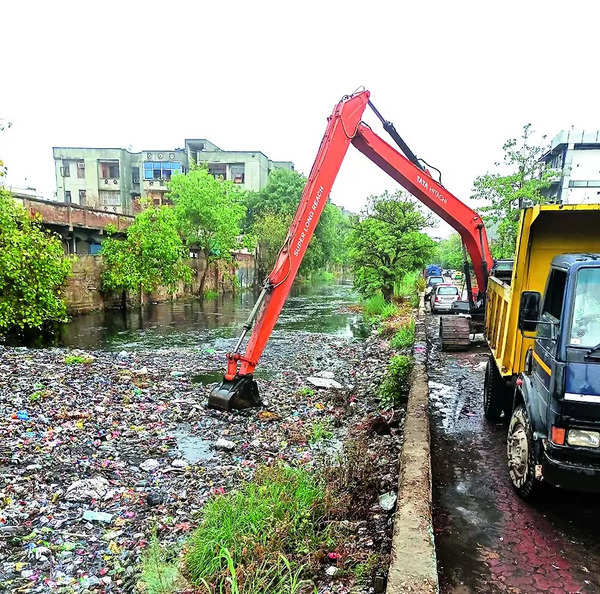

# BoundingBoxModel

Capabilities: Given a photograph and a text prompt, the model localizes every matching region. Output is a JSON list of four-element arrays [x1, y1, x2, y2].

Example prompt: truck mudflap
[[542, 448, 600, 493], [440, 315, 470, 351]]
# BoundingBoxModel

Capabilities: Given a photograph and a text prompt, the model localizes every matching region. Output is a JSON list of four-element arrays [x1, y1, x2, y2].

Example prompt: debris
[[258, 410, 281, 422], [82, 510, 113, 523], [307, 376, 343, 389], [65, 476, 110, 502], [326, 565, 339, 576], [315, 370, 335, 379], [139, 459, 160, 472], [378, 491, 397, 511], [215, 438, 235, 451]]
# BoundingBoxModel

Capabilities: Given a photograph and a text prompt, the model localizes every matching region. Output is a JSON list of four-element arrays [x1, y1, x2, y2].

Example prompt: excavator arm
[[209, 89, 493, 410]]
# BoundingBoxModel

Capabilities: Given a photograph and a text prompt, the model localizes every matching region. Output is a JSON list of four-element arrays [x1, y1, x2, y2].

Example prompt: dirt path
[[426, 314, 600, 594]]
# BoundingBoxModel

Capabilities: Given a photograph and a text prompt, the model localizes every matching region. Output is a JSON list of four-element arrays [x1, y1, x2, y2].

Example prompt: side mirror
[[518, 291, 541, 332]]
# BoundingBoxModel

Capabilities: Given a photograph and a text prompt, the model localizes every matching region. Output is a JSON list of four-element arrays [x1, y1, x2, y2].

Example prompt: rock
[[117, 350, 129, 358], [307, 376, 343, 389], [139, 459, 160, 472], [170, 459, 187, 468], [378, 491, 397, 511], [325, 566, 339, 576], [65, 476, 110, 502], [215, 438, 235, 451]]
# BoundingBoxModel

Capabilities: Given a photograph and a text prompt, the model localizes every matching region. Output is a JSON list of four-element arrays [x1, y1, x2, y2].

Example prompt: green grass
[[140, 530, 181, 594], [308, 420, 334, 444], [394, 270, 423, 304], [202, 290, 219, 301], [64, 354, 93, 365], [184, 465, 325, 591], [389, 320, 415, 350], [362, 293, 387, 317], [379, 354, 414, 408]]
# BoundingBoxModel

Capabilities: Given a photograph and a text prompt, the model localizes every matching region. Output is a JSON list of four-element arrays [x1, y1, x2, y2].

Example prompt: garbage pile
[[0, 327, 400, 592]]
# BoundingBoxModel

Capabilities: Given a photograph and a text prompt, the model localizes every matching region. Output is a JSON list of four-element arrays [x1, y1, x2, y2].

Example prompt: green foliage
[[64, 354, 93, 365], [349, 191, 435, 301], [101, 205, 191, 297], [246, 169, 352, 280], [169, 167, 247, 267], [184, 465, 325, 590], [0, 188, 72, 332], [140, 529, 181, 594], [472, 124, 555, 258], [308, 419, 333, 444], [203, 290, 218, 301], [361, 293, 398, 323], [379, 355, 413, 408], [435, 233, 466, 270], [389, 320, 415, 350]]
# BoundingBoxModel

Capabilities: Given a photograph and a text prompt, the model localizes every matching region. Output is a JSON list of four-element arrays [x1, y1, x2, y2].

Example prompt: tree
[[349, 191, 435, 300], [101, 205, 191, 304], [246, 169, 353, 280], [0, 189, 72, 332], [472, 124, 555, 258], [168, 168, 246, 294], [436, 233, 466, 270]]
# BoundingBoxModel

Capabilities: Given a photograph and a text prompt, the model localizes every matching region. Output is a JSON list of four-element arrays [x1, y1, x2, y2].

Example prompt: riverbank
[[0, 285, 405, 592]]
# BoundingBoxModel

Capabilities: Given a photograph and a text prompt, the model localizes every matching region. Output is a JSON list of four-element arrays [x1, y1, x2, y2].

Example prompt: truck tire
[[507, 404, 541, 500], [483, 357, 504, 422], [440, 315, 470, 350]]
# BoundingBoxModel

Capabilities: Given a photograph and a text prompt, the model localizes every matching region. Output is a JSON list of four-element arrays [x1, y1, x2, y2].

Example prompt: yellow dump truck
[[483, 204, 600, 498]]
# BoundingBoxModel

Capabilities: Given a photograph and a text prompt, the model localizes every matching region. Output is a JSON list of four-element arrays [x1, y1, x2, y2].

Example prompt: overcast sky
[[1, 0, 598, 238]]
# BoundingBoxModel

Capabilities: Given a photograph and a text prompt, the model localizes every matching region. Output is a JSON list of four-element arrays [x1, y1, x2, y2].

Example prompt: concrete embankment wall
[[64, 253, 255, 315]]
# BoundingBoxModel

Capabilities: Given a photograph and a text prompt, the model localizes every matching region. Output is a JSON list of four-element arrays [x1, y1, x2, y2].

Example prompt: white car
[[431, 284, 460, 313], [425, 276, 444, 302]]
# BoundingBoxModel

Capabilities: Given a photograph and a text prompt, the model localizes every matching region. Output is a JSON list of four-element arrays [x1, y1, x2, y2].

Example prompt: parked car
[[431, 284, 460, 313], [425, 275, 444, 302]]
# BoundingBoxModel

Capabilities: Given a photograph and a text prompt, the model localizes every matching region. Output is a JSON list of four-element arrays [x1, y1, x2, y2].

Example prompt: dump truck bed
[[485, 204, 600, 378]]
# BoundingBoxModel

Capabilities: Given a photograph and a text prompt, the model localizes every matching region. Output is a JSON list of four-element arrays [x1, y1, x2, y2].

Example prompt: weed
[[379, 355, 413, 408], [309, 420, 333, 444], [140, 529, 181, 594], [296, 386, 315, 398], [361, 293, 387, 317], [203, 290, 219, 301], [64, 354, 93, 365], [389, 320, 415, 350], [184, 465, 325, 591]]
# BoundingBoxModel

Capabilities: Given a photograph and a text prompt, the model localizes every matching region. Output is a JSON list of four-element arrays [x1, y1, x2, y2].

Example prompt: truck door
[[532, 269, 567, 421]]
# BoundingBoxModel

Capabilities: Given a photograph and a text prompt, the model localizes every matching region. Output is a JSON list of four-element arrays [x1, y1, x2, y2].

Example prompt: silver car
[[431, 284, 460, 313]]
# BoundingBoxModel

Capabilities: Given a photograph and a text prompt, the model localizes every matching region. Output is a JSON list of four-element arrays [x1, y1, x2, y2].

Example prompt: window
[[231, 163, 245, 184], [570, 268, 600, 347], [208, 163, 226, 180], [61, 161, 70, 177], [99, 161, 120, 179], [437, 286, 459, 295], [65, 190, 71, 203], [132, 167, 140, 184], [542, 269, 567, 320], [99, 190, 121, 207], [76, 161, 85, 179], [79, 189, 86, 204], [143, 161, 182, 180]]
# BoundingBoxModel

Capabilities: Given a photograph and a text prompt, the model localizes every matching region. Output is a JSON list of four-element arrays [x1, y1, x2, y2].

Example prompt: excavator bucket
[[208, 375, 261, 411]]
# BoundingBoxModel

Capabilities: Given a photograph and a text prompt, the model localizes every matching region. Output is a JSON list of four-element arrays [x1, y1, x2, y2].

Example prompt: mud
[[427, 314, 600, 594]]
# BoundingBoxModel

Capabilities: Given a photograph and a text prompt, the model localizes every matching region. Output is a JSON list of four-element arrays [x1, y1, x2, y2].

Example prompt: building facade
[[540, 130, 600, 204], [53, 139, 294, 214]]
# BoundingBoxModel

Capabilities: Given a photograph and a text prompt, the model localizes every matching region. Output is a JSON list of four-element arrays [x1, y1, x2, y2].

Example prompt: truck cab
[[511, 254, 600, 496]]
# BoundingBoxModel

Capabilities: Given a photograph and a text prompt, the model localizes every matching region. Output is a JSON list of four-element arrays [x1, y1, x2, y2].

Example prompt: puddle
[[168, 424, 214, 463]]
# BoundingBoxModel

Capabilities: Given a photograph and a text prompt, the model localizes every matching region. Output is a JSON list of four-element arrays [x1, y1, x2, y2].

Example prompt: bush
[[389, 320, 415, 350], [379, 355, 413, 407]]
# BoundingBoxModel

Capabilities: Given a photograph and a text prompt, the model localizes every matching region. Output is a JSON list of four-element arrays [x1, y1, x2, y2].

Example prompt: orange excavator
[[209, 89, 493, 410]]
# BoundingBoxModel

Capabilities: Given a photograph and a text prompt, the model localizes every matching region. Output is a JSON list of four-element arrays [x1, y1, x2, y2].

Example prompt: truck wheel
[[507, 404, 541, 500], [483, 358, 504, 422]]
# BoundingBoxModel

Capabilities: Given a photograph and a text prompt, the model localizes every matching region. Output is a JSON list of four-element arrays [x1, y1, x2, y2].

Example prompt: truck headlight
[[567, 429, 600, 448]]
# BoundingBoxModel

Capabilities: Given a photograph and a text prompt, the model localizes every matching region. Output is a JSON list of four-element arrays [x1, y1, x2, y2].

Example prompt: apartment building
[[53, 139, 294, 214], [540, 129, 600, 204]]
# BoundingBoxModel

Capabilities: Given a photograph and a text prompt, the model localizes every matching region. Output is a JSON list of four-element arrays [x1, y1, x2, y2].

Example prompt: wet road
[[427, 314, 600, 594]]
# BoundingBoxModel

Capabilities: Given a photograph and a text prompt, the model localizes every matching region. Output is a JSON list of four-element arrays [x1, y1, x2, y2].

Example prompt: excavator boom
[[209, 90, 493, 410]]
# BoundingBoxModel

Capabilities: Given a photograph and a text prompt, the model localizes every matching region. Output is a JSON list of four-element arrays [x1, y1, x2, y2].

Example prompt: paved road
[[426, 313, 600, 594]]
